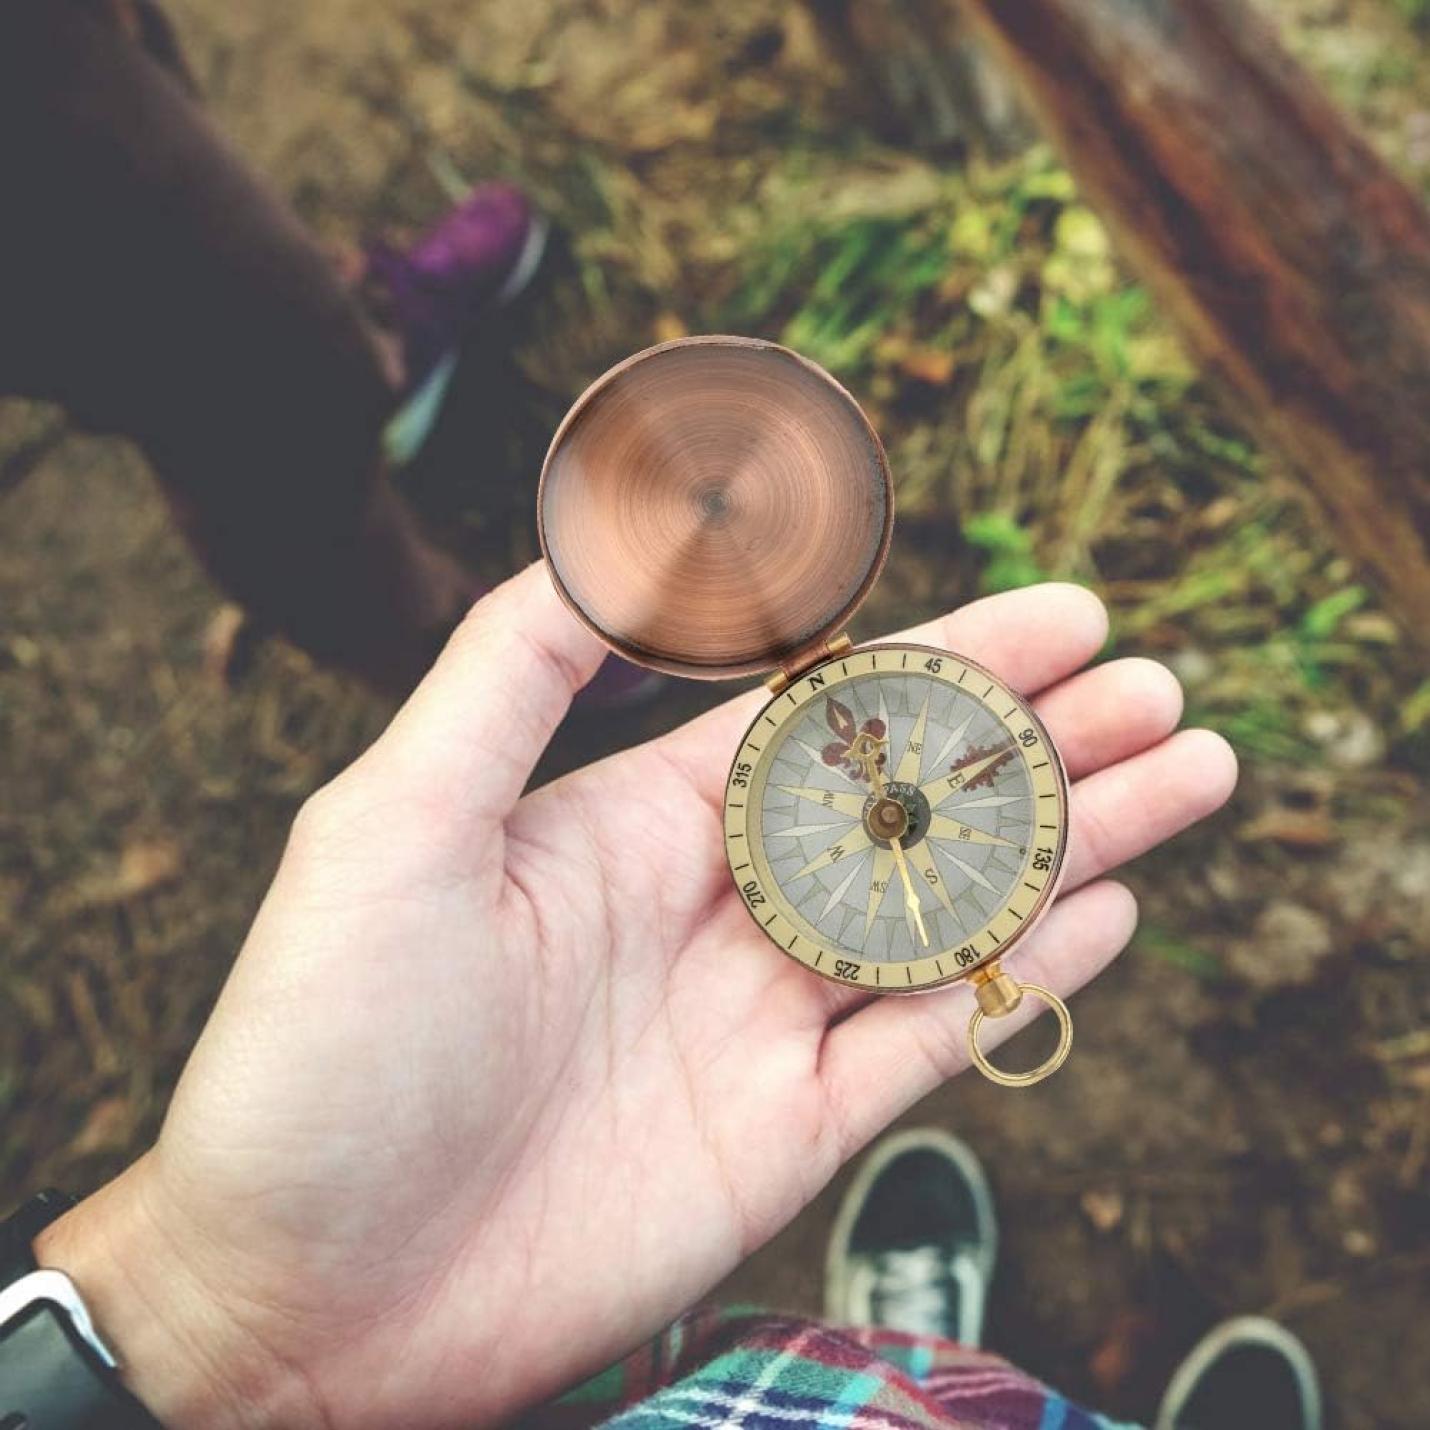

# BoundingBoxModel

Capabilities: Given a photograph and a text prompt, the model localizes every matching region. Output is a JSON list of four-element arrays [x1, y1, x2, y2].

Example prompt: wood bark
[[803, 0, 1033, 156], [954, 0, 1430, 639]]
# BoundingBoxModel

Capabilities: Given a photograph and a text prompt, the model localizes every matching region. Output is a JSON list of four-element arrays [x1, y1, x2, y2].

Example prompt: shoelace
[[867, 1244, 986, 1343]]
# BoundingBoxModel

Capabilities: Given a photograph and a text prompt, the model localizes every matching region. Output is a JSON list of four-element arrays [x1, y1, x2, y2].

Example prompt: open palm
[[48, 564, 1235, 1430]]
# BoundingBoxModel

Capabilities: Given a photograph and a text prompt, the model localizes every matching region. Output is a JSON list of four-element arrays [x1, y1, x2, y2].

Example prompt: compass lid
[[538, 336, 894, 680]]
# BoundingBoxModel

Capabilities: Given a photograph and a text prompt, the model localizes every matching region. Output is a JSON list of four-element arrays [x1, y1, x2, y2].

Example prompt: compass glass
[[724, 644, 1068, 992]]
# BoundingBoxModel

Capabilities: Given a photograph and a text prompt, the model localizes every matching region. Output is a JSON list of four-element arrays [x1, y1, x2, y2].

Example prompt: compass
[[539, 336, 1073, 1086]]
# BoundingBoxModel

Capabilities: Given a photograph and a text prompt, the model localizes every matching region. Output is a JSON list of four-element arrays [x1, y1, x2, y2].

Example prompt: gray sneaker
[[824, 1128, 997, 1345], [1155, 1316, 1322, 1430]]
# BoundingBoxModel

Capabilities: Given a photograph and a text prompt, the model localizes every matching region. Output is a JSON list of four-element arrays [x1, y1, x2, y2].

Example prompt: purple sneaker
[[364, 181, 548, 394]]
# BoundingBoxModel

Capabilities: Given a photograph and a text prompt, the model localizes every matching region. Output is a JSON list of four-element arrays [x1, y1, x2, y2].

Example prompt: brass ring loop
[[967, 982, 1074, 1088]]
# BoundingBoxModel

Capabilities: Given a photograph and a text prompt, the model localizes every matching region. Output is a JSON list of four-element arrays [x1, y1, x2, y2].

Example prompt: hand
[[39, 564, 1236, 1430]]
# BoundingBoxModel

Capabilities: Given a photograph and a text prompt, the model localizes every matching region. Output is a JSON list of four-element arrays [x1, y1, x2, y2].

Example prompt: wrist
[[32, 1158, 319, 1430]]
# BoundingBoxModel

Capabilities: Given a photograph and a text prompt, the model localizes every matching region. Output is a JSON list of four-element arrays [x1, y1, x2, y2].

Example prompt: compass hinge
[[764, 634, 853, 696]]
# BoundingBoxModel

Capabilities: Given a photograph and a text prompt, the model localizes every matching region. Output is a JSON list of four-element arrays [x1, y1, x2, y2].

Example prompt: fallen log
[[954, 0, 1430, 642]]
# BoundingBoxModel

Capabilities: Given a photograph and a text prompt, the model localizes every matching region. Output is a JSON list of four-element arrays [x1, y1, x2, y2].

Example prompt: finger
[[660, 582, 1109, 808], [1061, 727, 1237, 894], [818, 880, 1138, 1154], [365, 562, 608, 822], [1032, 656, 1183, 780]]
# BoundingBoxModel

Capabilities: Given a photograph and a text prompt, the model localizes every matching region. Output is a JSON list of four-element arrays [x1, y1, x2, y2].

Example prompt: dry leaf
[[202, 603, 254, 687], [109, 839, 183, 902], [71, 1096, 138, 1157], [898, 346, 957, 385], [1080, 1187, 1125, 1233], [1237, 806, 1338, 847]]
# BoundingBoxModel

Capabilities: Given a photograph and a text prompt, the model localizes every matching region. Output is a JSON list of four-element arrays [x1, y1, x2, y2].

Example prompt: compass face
[[724, 643, 1068, 992]]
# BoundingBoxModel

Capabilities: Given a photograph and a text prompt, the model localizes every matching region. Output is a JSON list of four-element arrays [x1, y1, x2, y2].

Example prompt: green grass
[[1136, 923, 1224, 981]]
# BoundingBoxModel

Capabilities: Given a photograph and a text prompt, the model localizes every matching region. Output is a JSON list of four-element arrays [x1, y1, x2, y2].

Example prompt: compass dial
[[724, 643, 1069, 992]]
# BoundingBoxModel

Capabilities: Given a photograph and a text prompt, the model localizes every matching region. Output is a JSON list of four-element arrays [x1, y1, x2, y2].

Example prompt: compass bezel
[[723, 642, 1069, 993]]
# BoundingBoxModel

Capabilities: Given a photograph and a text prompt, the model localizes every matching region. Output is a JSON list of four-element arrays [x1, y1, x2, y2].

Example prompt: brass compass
[[539, 336, 1072, 1087]]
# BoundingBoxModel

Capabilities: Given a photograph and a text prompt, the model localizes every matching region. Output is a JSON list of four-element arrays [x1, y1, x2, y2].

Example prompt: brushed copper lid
[[538, 336, 893, 679]]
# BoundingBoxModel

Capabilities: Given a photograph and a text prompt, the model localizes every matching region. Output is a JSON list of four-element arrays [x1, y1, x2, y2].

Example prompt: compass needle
[[889, 837, 930, 947]]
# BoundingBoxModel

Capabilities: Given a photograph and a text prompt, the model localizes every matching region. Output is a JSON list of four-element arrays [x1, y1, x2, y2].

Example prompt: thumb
[[366, 561, 609, 825]]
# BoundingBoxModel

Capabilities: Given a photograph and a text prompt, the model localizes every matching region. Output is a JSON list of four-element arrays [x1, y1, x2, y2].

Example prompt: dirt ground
[[3, 1, 1429, 1426]]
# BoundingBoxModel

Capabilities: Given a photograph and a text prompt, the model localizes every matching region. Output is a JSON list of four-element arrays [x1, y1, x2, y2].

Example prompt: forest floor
[[3, 0, 1429, 1425]]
